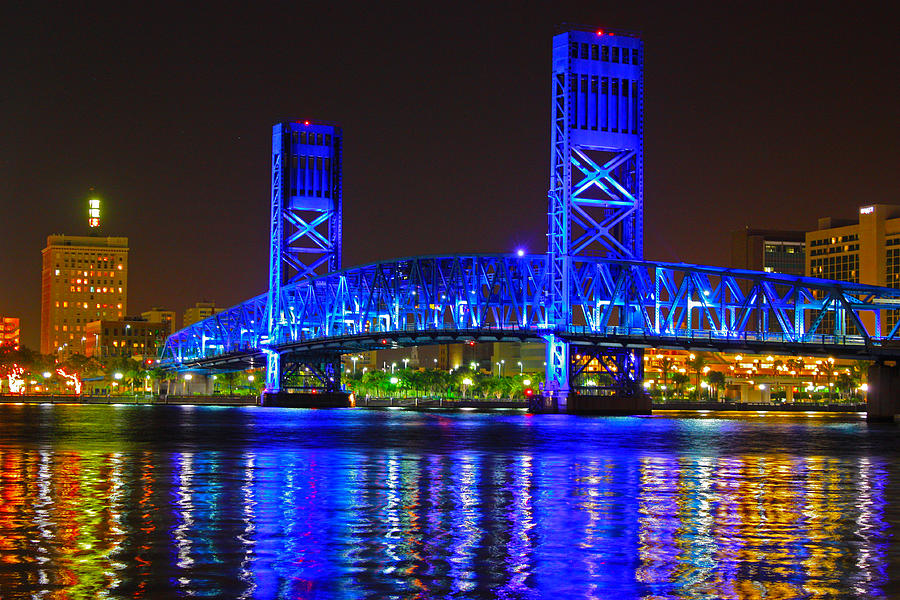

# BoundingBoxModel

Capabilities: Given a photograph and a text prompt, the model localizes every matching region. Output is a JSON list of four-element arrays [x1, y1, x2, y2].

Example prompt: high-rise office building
[[807, 204, 900, 331], [731, 228, 806, 276], [40, 196, 128, 355]]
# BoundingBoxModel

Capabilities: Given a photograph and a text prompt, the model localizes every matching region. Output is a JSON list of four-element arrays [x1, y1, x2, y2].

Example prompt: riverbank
[[0, 394, 869, 413], [652, 401, 866, 412], [0, 394, 258, 406]]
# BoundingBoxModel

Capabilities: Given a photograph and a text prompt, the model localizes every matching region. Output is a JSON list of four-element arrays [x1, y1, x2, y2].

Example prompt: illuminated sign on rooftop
[[88, 198, 101, 228]]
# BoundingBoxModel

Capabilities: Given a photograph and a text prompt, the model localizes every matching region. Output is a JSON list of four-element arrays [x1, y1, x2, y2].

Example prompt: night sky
[[3, 1, 897, 349]]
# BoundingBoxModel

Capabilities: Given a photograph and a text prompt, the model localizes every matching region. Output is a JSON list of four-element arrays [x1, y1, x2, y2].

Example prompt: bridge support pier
[[536, 345, 651, 415], [260, 352, 350, 407], [264, 350, 281, 393], [867, 361, 900, 422]]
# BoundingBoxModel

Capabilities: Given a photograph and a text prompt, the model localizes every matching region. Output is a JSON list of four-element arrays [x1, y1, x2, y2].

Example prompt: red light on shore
[[303, 120, 310, 125], [596, 29, 603, 36]]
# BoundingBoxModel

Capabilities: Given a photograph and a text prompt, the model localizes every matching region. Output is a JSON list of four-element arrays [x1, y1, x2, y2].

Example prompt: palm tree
[[671, 372, 689, 399], [836, 372, 853, 401], [656, 356, 675, 389], [146, 367, 167, 395], [707, 370, 726, 401], [849, 360, 872, 393], [686, 354, 709, 401], [221, 371, 239, 396]]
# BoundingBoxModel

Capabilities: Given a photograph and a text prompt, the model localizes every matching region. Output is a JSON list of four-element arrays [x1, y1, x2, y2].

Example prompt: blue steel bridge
[[161, 28, 900, 413]]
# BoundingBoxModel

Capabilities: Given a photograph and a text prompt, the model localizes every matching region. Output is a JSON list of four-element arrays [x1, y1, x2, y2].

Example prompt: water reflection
[[0, 406, 894, 598]]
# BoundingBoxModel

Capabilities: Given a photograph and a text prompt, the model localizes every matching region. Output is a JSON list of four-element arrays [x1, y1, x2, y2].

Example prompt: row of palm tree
[[343, 368, 544, 400]]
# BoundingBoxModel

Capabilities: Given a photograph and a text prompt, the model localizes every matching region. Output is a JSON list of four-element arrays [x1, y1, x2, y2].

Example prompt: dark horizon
[[3, 2, 897, 350]]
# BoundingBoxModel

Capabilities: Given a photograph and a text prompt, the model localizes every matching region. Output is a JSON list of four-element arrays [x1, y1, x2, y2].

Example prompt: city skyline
[[4, 2, 897, 350]]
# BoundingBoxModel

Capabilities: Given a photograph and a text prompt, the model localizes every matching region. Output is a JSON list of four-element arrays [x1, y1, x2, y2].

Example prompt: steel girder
[[161, 255, 900, 371]]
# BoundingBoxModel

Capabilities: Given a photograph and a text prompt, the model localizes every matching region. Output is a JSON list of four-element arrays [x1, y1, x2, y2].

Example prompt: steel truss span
[[162, 253, 900, 368], [160, 29, 900, 407]]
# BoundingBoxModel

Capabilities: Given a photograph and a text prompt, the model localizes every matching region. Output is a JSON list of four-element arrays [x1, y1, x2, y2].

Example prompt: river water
[[0, 405, 896, 599]]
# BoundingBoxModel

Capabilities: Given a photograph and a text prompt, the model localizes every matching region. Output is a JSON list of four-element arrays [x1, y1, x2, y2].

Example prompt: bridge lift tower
[[545, 28, 645, 410], [266, 121, 343, 394]]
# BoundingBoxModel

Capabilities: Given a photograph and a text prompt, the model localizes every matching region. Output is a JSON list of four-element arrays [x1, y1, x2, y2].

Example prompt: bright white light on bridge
[[516, 249, 525, 257]]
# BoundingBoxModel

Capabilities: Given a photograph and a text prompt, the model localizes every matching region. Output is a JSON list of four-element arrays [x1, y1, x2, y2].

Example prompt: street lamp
[[391, 362, 397, 373], [351, 356, 358, 374], [403, 358, 409, 370], [471, 361, 477, 371], [517, 361, 523, 374]]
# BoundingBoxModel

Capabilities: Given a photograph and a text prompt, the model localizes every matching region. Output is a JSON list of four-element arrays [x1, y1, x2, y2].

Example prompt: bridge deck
[[162, 254, 900, 370]]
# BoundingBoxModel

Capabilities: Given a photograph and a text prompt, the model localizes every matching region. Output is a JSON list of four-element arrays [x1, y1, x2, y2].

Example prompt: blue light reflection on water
[[0, 405, 895, 598]]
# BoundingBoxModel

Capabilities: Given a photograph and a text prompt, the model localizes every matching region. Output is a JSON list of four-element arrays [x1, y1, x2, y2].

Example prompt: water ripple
[[0, 406, 894, 598]]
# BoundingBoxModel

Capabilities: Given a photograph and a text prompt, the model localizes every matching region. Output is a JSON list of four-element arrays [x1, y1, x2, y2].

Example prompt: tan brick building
[[40, 235, 128, 354]]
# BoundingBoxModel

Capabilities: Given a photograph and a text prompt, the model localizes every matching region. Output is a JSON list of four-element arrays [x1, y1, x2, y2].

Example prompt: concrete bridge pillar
[[867, 361, 900, 422]]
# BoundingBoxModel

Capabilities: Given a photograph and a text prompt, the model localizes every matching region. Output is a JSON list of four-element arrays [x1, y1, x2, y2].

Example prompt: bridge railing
[[565, 326, 871, 348]]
